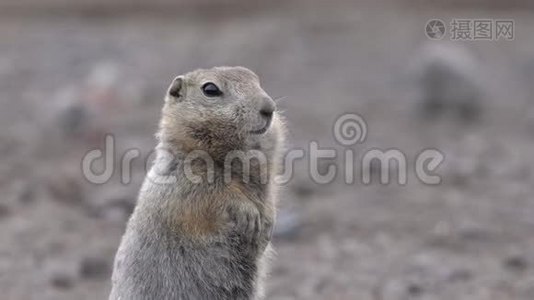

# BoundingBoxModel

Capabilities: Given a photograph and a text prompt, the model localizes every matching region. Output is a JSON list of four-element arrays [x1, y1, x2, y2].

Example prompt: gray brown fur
[[109, 66, 285, 300]]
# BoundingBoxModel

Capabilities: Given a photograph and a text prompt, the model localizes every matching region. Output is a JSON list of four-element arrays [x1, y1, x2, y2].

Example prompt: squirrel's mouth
[[249, 118, 272, 135]]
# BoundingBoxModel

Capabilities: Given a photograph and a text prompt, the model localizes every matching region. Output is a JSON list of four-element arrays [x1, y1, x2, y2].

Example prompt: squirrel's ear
[[166, 76, 184, 102]]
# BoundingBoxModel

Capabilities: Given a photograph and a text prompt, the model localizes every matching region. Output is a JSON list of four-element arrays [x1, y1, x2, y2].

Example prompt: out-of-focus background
[[1, 0, 534, 299]]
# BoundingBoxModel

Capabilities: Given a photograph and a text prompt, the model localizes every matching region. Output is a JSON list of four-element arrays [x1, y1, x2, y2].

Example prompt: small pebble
[[88, 198, 135, 223], [18, 183, 35, 204], [0, 203, 10, 219], [448, 269, 473, 282], [292, 183, 314, 198], [79, 256, 111, 279], [46, 175, 84, 205], [503, 255, 528, 273], [273, 210, 301, 239], [407, 283, 423, 297], [50, 272, 75, 290]]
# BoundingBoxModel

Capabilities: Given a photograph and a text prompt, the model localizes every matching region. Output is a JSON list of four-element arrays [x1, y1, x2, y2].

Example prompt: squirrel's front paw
[[226, 206, 274, 255], [225, 208, 263, 253]]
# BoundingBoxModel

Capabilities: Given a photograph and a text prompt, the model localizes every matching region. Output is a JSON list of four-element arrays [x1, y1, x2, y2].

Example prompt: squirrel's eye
[[201, 82, 222, 97]]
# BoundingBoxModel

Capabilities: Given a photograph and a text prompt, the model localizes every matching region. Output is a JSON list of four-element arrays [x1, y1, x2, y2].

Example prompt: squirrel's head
[[159, 66, 281, 158]]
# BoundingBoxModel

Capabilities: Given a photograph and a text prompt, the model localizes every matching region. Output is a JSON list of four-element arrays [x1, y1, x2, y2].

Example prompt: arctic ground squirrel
[[110, 66, 285, 300]]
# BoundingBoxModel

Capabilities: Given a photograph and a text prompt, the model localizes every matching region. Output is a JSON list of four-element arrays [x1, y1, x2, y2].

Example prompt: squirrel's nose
[[259, 98, 275, 121]]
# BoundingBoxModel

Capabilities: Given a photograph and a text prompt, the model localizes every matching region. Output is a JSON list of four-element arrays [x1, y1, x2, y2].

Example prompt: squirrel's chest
[[167, 180, 275, 245]]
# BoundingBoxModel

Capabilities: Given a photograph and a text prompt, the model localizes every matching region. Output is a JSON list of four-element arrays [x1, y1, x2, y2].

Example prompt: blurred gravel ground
[[0, 2, 534, 299]]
